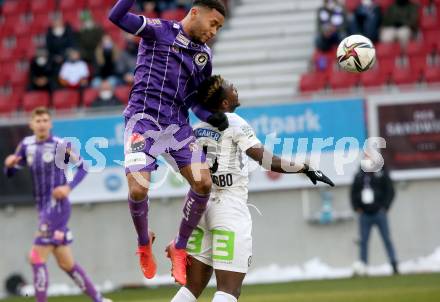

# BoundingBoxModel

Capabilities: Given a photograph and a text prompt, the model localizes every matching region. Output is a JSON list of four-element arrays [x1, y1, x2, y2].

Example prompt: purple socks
[[175, 189, 210, 249], [68, 264, 102, 302], [32, 263, 48, 302], [128, 197, 150, 246]]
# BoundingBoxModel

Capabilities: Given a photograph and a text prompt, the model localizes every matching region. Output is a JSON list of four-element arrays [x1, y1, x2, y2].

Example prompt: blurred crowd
[[1, 0, 194, 109], [316, 0, 422, 51]]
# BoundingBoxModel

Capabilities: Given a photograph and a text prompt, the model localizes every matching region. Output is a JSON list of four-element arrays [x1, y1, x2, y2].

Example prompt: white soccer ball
[[336, 35, 376, 73]]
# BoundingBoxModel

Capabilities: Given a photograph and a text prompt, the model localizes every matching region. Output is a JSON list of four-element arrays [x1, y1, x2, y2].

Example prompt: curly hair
[[197, 75, 227, 111]]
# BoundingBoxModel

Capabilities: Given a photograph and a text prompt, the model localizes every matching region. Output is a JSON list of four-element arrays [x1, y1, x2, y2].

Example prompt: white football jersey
[[194, 113, 261, 200]]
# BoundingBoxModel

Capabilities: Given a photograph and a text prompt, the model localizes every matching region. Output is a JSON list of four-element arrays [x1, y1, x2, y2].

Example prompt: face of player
[[224, 82, 240, 113], [30, 114, 52, 141], [189, 7, 224, 44]]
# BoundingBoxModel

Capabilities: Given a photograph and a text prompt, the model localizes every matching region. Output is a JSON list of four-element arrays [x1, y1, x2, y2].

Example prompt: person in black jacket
[[351, 153, 398, 274]]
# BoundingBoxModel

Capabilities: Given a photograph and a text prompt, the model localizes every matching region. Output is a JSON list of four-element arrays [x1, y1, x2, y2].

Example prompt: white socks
[[171, 287, 197, 302], [212, 291, 237, 302]]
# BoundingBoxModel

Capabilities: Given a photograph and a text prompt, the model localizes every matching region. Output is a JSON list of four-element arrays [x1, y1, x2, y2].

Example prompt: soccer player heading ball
[[3, 107, 111, 302], [109, 0, 227, 285], [171, 76, 334, 302]]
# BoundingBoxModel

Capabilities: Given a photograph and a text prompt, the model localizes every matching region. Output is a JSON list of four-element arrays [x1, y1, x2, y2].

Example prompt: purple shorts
[[124, 116, 205, 174], [34, 226, 73, 246]]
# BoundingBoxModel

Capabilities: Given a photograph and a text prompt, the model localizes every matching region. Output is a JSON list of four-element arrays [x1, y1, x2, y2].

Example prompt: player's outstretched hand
[[302, 164, 334, 187], [52, 185, 72, 200], [4, 155, 22, 168], [207, 112, 229, 131]]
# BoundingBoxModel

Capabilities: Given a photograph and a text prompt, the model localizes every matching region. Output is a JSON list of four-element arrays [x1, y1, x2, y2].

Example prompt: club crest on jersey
[[195, 128, 221, 141], [195, 52, 208, 68], [176, 32, 190, 47], [127, 133, 146, 153], [42, 151, 54, 163]]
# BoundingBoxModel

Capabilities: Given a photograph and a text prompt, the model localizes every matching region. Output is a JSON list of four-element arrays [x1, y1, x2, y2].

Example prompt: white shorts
[[187, 193, 252, 273]]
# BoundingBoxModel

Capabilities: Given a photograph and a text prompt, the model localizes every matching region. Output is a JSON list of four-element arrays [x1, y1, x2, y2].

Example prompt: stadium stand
[[298, 0, 440, 94]]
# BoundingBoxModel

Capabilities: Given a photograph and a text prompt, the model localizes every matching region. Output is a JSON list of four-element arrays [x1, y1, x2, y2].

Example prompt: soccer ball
[[336, 35, 376, 73]]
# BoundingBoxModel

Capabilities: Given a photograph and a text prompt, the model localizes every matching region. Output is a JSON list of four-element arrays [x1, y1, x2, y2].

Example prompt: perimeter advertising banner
[[367, 90, 440, 180], [378, 101, 440, 170], [1, 98, 366, 204]]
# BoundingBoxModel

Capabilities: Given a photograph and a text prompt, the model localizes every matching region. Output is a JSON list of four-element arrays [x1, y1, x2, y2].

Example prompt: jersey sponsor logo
[[146, 18, 161, 26], [195, 128, 221, 141], [241, 125, 255, 138], [195, 52, 208, 68], [127, 133, 146, 152], [176, 32, 190, 47], [42, 151, 54, 163], [212, 229, 235, 262], [125, 152, 147, 167]]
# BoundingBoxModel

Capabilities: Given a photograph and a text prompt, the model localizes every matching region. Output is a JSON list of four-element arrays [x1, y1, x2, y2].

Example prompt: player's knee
[[57, 260, 74, 272], [192, 176, 212, 195], [129, 185, 149, 201], [28, 248, 44, 264]]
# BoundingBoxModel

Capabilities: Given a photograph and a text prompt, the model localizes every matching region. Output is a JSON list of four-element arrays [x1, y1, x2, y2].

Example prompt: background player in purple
[[109, 0, 227, 285], [3, 107, 111, 302]]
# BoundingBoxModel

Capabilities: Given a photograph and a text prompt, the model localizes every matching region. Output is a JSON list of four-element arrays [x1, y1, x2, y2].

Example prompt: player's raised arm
[[108, 0, 146, 35], [245, 145, 334, 187], [3, 142, 26, 178]]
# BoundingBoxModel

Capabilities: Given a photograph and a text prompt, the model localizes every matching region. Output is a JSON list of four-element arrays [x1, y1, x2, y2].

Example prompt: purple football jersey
[[124, 18, 213, 125], [14, 135, 75, 231]]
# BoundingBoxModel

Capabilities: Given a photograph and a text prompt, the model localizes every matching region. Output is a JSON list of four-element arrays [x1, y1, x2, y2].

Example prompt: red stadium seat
[[299, 72, 327, 93], [360, 68, 388, 87], [328, 70, 359, 90], [10, 70, 28, 87], [409, 55, 428, 74], [59, 0, 86, 12], [376, 57, 396, 77], [420, 14, 440, 31], [87, 0, 114, 10], [424, 30, 440, 52], [376, 42, 401, 59], [53, 90, 81, 110], [63, 11, 82, 31], [345, 0, 361, 12], [0, 94, 20, 115], [392, 66, 420, 85], [376, 0, 395, 11], [31, 0, 56, 15], [405, 40, 427, 57], [83, 87, 99, 107], [161, 8, 187, 21], [2, 0, 28, 17], [115, 85, 131, 104], [23, 91, 50, 112], [31, 13, 51, 33], [424, 66, 440, 83]]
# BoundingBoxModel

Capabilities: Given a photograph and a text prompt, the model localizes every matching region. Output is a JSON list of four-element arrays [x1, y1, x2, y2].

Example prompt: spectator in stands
[[78, 10, 104, 64], [90, 80, 123, 107], [116, 34, 138, 85], [349, 0, 382, 43], [350, 151, 399, 276], [92, 35, 120, 87], [316, 0, 347, 52], [380, 0, 419, 46], [59, 48, 90, 88], [140, 0, 159, 17], [28, 48, 55, 92], [46, 14, 77, 68]]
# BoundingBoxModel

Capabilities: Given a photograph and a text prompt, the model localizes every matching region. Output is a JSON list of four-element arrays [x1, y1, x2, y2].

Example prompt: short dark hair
[[31, 107, 51, 118], [197, 75, 227, 110], [193, 0, 226, 17]]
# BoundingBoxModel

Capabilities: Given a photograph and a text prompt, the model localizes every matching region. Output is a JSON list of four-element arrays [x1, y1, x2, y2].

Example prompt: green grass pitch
[[2, 273, 440, 302]]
